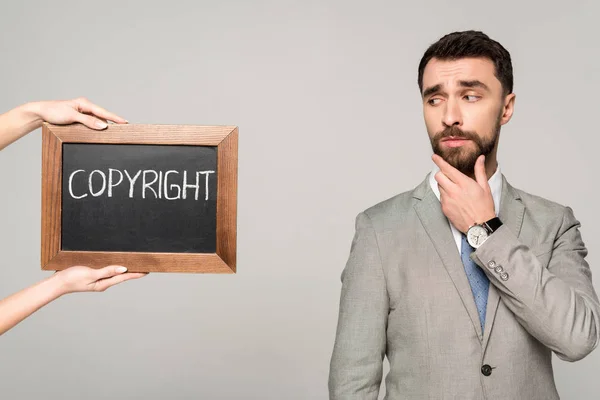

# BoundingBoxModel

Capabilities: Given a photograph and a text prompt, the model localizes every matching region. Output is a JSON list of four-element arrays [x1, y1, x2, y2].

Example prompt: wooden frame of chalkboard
[[41, 123, 238, 273]]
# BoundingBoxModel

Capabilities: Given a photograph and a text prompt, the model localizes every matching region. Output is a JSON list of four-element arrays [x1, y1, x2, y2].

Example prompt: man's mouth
[[440, 137, 470, 147]]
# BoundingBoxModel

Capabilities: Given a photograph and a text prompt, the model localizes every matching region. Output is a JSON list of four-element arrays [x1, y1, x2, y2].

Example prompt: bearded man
[[328, 30, 600, 400]]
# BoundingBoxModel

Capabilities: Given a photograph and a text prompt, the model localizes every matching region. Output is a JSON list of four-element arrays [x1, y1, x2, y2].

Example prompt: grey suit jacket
[[329, 174, 600, 400]]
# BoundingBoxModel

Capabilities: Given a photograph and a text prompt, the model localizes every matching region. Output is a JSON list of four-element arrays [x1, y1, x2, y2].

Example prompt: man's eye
[[428, 98, 442, 105], [464, 95, 480, 101]]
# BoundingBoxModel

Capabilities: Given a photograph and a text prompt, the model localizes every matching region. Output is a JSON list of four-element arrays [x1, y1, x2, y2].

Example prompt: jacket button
[[481, 364, 492, 376]]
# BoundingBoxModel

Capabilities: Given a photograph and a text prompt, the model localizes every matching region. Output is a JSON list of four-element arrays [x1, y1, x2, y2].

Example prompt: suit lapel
[[481, 175, 525, 350], [413, 176, 484, 339]]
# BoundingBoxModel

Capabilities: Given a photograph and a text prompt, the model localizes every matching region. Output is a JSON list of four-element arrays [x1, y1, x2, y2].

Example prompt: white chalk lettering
[[182, 170, 200, 200], [164, 170, 181, 200], [124, 170, 142, 198], [68, 169, 87, 199], [89, 170, 107, 197], [142, 170, 159, 199], [108, 168, 123, 198], [198, 170, 215, 201], [67, 168, 214, 201], [158, 170, 163, 199]]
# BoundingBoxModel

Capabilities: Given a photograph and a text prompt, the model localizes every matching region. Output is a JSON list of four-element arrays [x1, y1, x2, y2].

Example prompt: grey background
[[0, 1, 598, 399]]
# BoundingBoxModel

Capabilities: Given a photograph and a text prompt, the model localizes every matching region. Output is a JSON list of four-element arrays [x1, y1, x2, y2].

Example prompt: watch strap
[[483, 217, 503, 234]]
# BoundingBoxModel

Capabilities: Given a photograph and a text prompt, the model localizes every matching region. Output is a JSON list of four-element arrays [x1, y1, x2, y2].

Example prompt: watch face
[[467, 225, 488, 248]]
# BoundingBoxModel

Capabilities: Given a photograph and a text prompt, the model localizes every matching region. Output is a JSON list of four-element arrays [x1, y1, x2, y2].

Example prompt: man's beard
[[430, 116, 501, 176]]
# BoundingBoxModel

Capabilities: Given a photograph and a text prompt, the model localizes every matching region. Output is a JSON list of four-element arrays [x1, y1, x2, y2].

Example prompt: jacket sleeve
[[329, 212, 388, 399], [472, 206, 600, 361]]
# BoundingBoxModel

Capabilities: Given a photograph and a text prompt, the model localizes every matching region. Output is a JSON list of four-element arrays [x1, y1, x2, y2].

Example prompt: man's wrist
[[476, 211, 497, 226], [467, 217, 503, 249]]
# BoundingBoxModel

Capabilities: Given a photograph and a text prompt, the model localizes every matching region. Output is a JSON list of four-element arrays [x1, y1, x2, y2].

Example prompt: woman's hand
[[31, 97, 127, 130], [54, 265, 147, 295], [0, 265, 146, 336], [1, 97, 128, 150]]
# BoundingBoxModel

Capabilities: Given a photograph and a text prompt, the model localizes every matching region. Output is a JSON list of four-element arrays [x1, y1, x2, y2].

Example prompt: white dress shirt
[[428, 161, 503, 253]]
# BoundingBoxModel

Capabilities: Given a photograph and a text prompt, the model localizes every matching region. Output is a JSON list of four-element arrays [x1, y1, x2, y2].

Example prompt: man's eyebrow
[[422, 80, 491, 98], [422, 84, 442, 98], [458, 80, 490, 91]]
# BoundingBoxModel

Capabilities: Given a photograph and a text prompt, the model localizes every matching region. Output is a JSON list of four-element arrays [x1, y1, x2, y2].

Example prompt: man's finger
[[439, 184, 446, 196], [434, 170, 457, 194], [432, 154, 466, 184], [439, 183, 451, 197], [93, 272, 147, 292], [74, 97, 127, 124], [474, 155, 488, 189]]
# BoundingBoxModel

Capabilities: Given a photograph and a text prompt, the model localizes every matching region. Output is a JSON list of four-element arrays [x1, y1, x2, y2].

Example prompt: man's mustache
[[433, 126, 479, 143]]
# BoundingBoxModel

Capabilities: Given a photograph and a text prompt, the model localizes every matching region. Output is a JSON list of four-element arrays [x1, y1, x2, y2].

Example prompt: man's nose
[[442, 99, 462, 127]]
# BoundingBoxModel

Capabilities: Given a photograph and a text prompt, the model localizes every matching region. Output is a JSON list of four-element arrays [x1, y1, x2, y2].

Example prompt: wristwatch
[[466, 217, 503, 249]]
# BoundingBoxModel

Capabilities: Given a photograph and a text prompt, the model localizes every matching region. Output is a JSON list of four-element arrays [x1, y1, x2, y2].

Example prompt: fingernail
[[96, 121, 108, 129], [116, 266, 127, 273]]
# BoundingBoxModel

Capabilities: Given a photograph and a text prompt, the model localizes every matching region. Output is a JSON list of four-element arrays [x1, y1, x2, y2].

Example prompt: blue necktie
[[460, 234, 489, 331]]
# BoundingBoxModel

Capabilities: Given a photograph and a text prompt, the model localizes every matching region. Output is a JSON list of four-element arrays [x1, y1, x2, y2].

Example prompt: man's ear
[[500, 93, 516, 125]]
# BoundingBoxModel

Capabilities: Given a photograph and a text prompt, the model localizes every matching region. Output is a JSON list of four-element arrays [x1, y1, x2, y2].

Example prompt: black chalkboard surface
[[41, 123, 238, 273], [61, 143, 218, 253]]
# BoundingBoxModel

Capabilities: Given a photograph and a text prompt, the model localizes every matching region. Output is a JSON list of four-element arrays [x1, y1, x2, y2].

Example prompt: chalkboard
[[41, 123, 238, 273], [61, 143, 218, 253]]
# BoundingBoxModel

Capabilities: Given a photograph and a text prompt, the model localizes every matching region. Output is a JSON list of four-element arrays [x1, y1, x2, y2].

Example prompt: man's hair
[[417, 30, 513, 96]]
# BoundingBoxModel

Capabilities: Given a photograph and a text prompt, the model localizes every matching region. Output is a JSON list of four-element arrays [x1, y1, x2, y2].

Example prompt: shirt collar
[[428, 161, 503, 217]]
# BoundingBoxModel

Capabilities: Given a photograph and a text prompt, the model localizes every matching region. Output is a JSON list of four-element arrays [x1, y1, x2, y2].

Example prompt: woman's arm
[[0, 97, 145, 336], [0, 266, 146, 336], [0, 97, 127, 150]]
